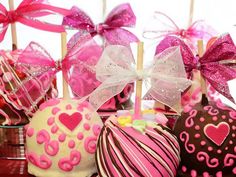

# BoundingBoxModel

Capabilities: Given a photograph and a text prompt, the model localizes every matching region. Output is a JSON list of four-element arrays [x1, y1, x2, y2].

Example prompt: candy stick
[[188, 0, 195, 27], [8, 0, 18, 50], [197, 40, 208, 105], [134, 42, 144, 119], [61, 32, 70, 99], [102, 0, 107, 19]]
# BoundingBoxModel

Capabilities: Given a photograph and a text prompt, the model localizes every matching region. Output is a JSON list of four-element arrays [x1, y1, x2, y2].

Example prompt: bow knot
[[135, 69, 150, 80], [55, 60, 62, 71], [95, 23, 109, 35], [7, 10, 18, 23], [178, 29, 187, 38]]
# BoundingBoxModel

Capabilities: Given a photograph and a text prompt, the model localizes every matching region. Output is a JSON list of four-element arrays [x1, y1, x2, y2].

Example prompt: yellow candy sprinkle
[[117, 116, 132, 126], [142, 109, 156, 114]]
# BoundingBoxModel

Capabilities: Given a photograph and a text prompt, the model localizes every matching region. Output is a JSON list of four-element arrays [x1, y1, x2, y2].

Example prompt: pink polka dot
[[225, 147, 229, 150], [200, 141, 206, 146], [77, 133, 84, 140], [203, 172, 209, 177], [66, 104, 72, 110], [84, 123, 90, 131], [200, 117, 205, 122], [27, 127, 34, 137], [221, 115, 226, 119], [182, 166, 187, 172], [47, 117, 55, 126], [208, 146, 213, 151], [85, 114, 91, 120], [68, 140, 75, 149], [51, 125, 59, 134], [93, 124, 101, 136], [229, 119, 233, 123], [212, 116, 218, 121], [233, 167, 236, 174], [58, 133, 66, 142], [232, 133, 235, 138], [229, 140, 233, 145], [232, 126, 236, 130], [217, 149, 222, 154], [194, 125, 200, 130], [194, 134, 200, 138], [52, 107, 60, 115]]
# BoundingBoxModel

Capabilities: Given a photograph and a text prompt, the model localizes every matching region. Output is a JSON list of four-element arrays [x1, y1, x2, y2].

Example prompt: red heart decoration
[[204, 122, 230, 146], [59, 112, 82, 131]]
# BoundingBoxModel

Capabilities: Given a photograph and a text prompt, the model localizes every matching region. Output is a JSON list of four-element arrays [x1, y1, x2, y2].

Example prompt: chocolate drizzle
[[96, 119, 180, 177]]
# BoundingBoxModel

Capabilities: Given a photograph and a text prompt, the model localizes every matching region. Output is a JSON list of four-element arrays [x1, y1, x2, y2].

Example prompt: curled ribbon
[[143, 11, 217, 51], [156, 34, 236, 103], [0, 0, 72, 42], [62, 3, 139, 46], [85, 45, 191, 114], [16, 34, 103, 110]]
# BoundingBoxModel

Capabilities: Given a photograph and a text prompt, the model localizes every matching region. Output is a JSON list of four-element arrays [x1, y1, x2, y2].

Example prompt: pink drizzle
[[180, 131, 195, 153], [58, 150, 81, 171], [185, 109, 197, 128], [27, 152, 52, 169], [58, 158, 73, 171], [203, 105, 219, 116], [197, 152, 219, 168], [216, 101, 236, 119]]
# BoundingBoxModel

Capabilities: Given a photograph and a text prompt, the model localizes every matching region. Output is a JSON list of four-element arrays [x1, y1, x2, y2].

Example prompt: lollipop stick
[[197, 40, 208, 105], [134, 42, 144, 119], [8, 0, 17, 50], [188, 0, 195, 27], [61, 32, 70, 99]]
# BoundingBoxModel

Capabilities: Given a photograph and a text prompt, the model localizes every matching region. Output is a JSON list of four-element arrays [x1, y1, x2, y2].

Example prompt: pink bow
[[17, 34, 103, 103], [143, 11, 217, 51], [62, 3, 138, 46], [0, 0, 72, 42], [156, 34, 236, 103]]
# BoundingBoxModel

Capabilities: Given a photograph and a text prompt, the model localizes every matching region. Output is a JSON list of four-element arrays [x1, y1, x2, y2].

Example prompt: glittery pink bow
[[156, 34, 236, 102], [0, 0, 71, 42], [62, 3, 138, 46], [17, 34, 103, 103], [143, 11, 217, 51]]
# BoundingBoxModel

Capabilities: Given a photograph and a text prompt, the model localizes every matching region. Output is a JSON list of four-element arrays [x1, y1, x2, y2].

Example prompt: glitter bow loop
[[143, 11, 217, 50], [87, 45, 191, 114], [156, 34, 236, 102], [17, 35, 102, 107], [0, 0, 72, 42], [62, 3, 139, 46]]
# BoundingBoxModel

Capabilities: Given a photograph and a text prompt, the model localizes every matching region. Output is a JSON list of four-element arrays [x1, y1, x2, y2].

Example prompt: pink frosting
[[58, 112, 82, 131], [47, 117, 55, 126], [58, 133, 66, 142], [93, 124, 101, 136], [180, 131, 195, 153], [52, 107, 61, 115], [44, 140, 59, 156], [185, 109, 197, 128], [27, 127, 34, 137], [84, 137, 97, 154], [39, 99, 60, 111], [68, 140, 75, 149], [77, 132, 84, 140], [83, 123, 90, 131], [36, 129, 50, 144], [197, 152, 219, 168]]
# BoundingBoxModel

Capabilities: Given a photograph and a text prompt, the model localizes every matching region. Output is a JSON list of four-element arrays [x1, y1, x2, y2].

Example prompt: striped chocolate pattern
[[96, 118, 180, 177]]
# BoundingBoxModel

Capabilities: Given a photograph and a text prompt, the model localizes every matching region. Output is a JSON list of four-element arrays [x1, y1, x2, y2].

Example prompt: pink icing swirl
[[203, 105, 219, 116], [58, 150, 81, 171], [44, 140, 59, 156], [180, 131, 195, 153], [224, 153, 236, 167], [36, 129, 50, 144], [27, 152, 52, 169], [216, 100, 236, 119], [84, 136, 97, 154], [197, 152, 219, 168], [185, 109, 197, 127]]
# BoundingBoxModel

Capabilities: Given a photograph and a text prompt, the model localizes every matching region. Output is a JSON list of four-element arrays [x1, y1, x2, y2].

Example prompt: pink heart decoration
[[59, 112, 82, 131], [204, 122, 230, 146]]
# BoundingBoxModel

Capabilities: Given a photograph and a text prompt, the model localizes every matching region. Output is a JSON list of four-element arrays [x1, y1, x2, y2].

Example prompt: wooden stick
[[102, 0, 107, 19], [61, 32, 70, 99], [188, 0, 195, 27], [197, 40, 208, 105], [134, 42, 144, 119], [8, 0, 17, 50]]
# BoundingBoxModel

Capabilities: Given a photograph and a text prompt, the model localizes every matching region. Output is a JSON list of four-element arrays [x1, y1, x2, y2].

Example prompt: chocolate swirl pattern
[[96, 117, 180, 177]]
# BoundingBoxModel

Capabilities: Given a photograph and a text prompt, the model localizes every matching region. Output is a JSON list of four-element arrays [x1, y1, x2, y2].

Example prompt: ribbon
[[16, 34, 103, 109], [62, 3, 139, 46], [156, 34, 236, 103], [143, 11, 217, 51], [0, 0, 72, 42], [85, 45, 191, 114]]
